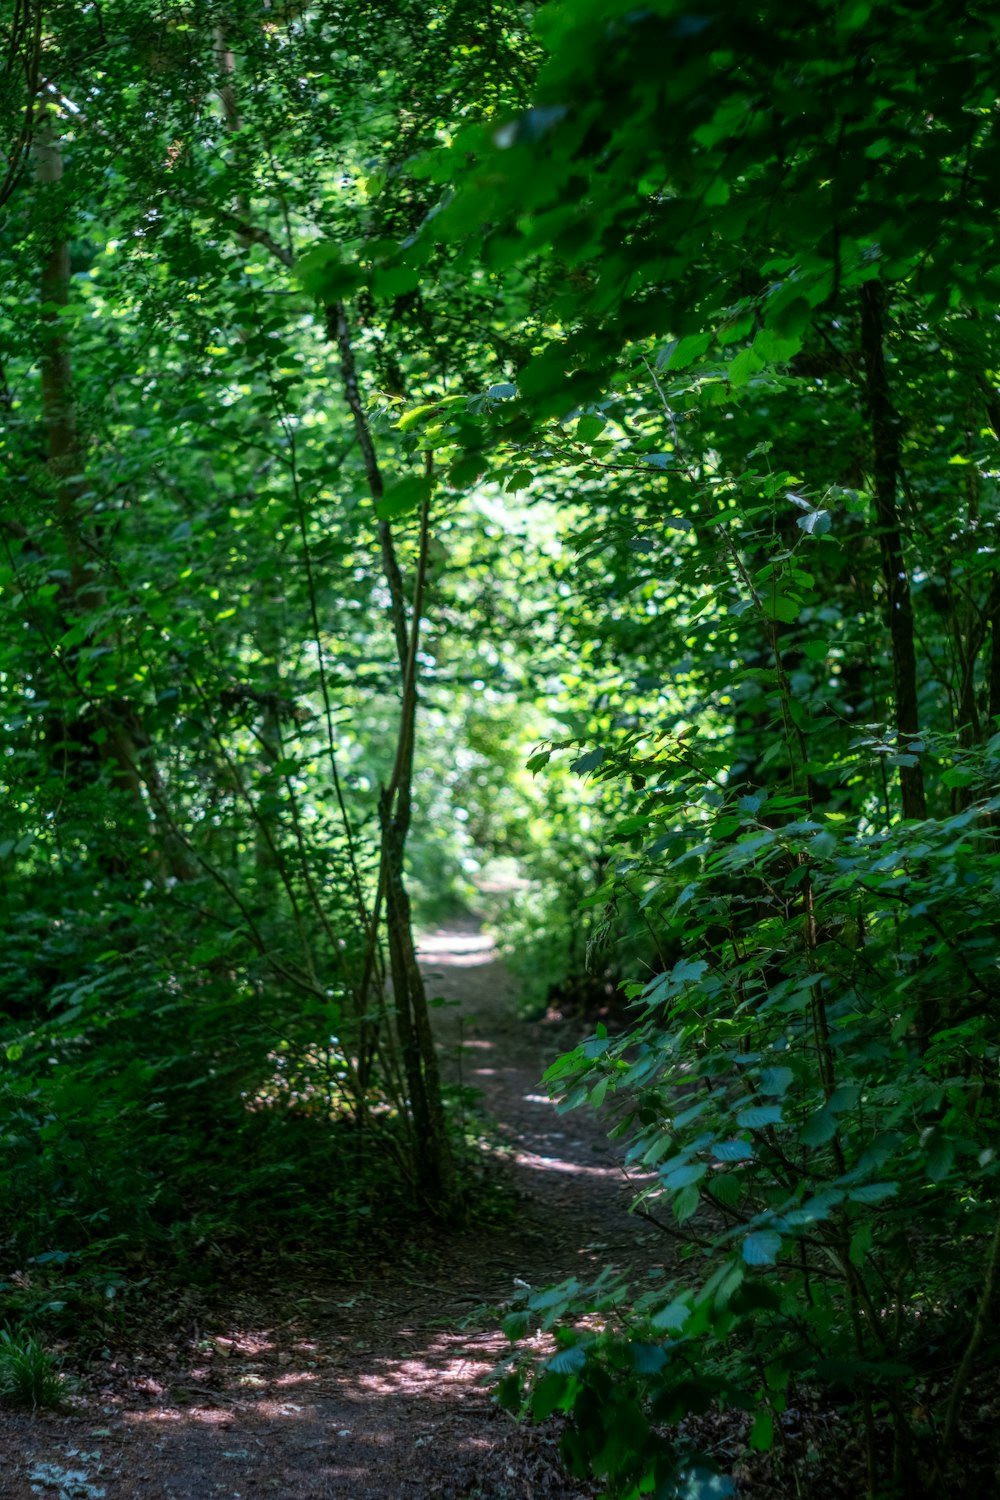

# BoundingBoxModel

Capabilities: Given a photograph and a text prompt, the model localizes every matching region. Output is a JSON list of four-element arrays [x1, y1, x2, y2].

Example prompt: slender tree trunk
[[253, 577, 284, 886], [35, 113, 94, 610], [989, 575, 1000, 732], [977, 386, 1000, 737], [329, 300, 454, 1208], [188, 65, 455, 1197], [860, 281, 926, 820]]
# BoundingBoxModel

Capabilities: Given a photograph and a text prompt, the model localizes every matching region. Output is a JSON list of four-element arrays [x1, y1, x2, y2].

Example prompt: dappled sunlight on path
[[417, 929, 496, 968], [3, 919, 658, 1499]]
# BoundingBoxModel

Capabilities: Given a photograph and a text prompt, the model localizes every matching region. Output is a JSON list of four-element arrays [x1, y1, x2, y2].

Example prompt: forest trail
[[3, 921, 661, 1500]]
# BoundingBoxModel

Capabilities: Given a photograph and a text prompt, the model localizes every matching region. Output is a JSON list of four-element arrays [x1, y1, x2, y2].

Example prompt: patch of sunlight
[[247, 1399, 312, 1418], [354, 1332, 506, 1399], [122, 1407, 241, 1425], [513, 1150, 621, 1178], [418, 931, 496, 967]]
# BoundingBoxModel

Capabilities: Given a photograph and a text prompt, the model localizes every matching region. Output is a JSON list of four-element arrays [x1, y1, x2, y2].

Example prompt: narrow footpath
[[2, 922, 661, 1500]]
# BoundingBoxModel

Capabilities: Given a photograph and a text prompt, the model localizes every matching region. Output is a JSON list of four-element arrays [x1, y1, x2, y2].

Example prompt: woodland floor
[[1, 920, 657, 1500], [2, 922, 970, 1500]]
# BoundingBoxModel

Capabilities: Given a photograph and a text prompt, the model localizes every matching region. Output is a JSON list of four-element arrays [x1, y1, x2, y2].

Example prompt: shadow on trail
[[2, 919, 661, 1499]]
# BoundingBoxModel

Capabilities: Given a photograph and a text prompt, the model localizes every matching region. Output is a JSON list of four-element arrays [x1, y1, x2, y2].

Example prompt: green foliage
[[494, 741, 1000, 1495], [0, 1325, 65, 1409], [382, 2, 1000, 1491], [1, 0, 547, 1314], [3, 0, 1000, 1490], [0, 867, 426, 1323]]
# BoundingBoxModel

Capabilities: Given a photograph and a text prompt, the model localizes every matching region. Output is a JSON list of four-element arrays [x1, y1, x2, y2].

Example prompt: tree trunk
[[860, 280, 926, 820], [330, 301, 455, 1209]]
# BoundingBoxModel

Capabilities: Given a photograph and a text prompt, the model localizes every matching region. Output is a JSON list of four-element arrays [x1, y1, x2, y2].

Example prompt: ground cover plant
[[0, 1325, 65, 1409], [2, 1, 1000, 1496]]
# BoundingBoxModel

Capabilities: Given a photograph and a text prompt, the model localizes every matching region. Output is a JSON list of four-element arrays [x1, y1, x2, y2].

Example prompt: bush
[[498, 730, 1000, 1498], [0, 871, 451, 1327]]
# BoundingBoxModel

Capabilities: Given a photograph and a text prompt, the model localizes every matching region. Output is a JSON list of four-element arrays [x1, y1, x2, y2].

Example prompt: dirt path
[[2, 921, 661, 1500]]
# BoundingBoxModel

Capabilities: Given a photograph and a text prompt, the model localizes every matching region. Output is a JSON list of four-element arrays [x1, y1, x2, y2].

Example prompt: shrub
[[499, 730, 1000, 1498]]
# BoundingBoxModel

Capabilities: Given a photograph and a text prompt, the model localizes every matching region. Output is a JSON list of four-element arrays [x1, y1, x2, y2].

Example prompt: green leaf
[[759, 1067, 794, 1097], [650, 1299, 690, 1332], [371, 263, 422, 298], [502, 1311, 530, 1340], [749, 1410, 774, 1452], [571, 747, 605, 774], [753, 327, 803, 363], [294, 242, 363, 299], [711, 1173, 742, 1207], [828, 1083, 861, 1114], [375, 474, 433, 520], [576, 415, 606, 442], [715, 1261, 746, 1306], [675, 1184, 701, 1223], [712, 1139, 753, 1162], [847, 1182, 898, 1205], [785, 1190, 843, 1226], [496, 1373, 521, 1412], [796, 509, 832, 536], [941, 767, 979, 789], [532, 1372, 568, 1419], [927, 1136, 955, 1183], [768, 295, 813, 340], [504, 468, 533, 492], [662, 1162, 707, 1190], [398, 402, 446, 432], [760, 591, 800, 624], [799, 1105, 838, 1147], [742, 1230, 782, 1266], [665, 332, 713, 371], [629, 1342, 668, 1373], [736, 1104, 783, 1129], [839, 0, 873, 30], [672, 957, 709, 985], [547, 1343, 587, 1375], [849, 1224, 873, 1267], [728, 346, 764, 388]]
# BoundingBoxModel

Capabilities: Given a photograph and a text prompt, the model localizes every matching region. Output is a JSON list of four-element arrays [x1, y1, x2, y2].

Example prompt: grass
[[0, 1325, 65, 1408]]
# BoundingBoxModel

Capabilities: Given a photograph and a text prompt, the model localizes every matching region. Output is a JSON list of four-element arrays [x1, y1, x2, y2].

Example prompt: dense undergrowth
[[495, 736, 1000, 1498], [0, 868, 501, 1342], [4, 0, 1000, 1495]]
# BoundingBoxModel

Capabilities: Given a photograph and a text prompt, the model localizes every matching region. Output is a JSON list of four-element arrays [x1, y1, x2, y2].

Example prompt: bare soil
[[0, 921, 660, 1500]]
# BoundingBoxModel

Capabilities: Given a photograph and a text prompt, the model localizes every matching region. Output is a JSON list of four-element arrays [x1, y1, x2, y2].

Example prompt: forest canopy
[[2, 2, 1000, 1496]]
